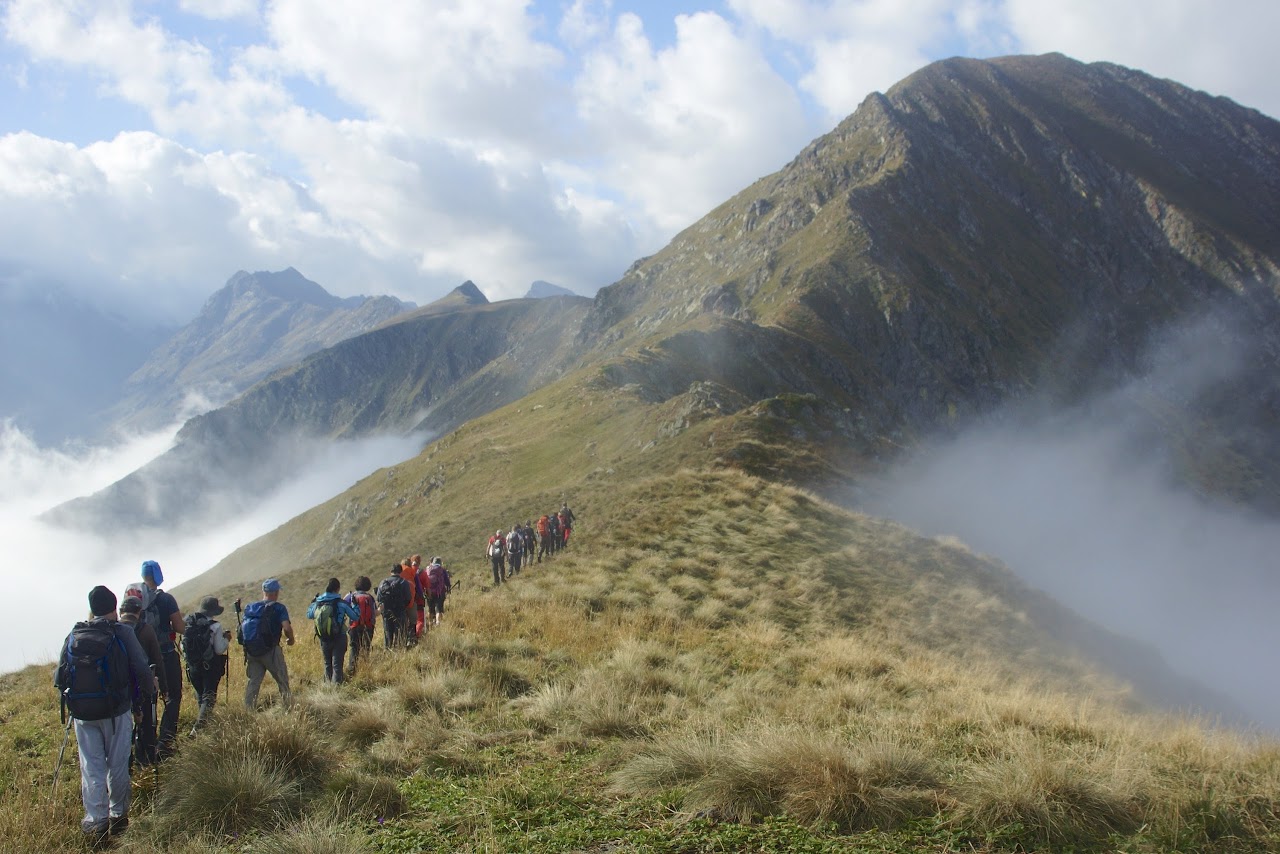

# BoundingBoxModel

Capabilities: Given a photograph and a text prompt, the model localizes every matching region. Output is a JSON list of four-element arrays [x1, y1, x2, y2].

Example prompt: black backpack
[[376, 576, 408, 615], [56, 621, 132, 722], [182, 612, 216, 672]]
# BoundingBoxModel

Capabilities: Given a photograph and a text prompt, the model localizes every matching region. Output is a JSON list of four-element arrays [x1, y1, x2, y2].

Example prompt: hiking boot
[[83, 823, 110, 850], [108, 814, 129, 836]]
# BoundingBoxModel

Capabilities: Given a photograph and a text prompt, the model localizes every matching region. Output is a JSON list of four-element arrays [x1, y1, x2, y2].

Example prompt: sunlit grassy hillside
[[6, 466, 1278, 853]]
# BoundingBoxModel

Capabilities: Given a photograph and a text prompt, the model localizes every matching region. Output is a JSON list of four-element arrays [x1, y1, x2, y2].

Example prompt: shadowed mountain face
[[103, 268, 416, 434], [50, 53, 1280, 539]]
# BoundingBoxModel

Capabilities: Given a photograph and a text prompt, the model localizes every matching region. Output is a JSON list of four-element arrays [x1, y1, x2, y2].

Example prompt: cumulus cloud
[[575, 10, 810, 232]]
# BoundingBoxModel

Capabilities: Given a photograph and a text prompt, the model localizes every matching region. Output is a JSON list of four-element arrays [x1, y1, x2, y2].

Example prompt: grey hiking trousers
[[244, 645, 291, 709], [75, 710, 134, 832]]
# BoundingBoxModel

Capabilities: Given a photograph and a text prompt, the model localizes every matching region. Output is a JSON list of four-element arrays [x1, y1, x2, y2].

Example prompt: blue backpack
[[239, 601, 282, 657]]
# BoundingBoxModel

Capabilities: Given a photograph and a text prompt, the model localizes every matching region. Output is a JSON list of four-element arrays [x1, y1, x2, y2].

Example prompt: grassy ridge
[[5, 468, 1278, 852]]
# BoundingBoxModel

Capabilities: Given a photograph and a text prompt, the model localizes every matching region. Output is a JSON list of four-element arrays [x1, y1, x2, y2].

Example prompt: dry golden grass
[[3, 468, 1279, 852]]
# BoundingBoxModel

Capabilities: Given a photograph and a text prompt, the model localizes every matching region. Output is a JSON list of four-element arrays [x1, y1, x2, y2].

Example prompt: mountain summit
[[104, 268, 414, 433]]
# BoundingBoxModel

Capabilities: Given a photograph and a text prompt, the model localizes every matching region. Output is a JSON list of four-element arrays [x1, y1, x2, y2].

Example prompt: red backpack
[[349, 591, 376, 628]]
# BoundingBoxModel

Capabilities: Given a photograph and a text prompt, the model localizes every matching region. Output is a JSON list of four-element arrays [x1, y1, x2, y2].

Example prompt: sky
[[2, 0, 1279, 324]]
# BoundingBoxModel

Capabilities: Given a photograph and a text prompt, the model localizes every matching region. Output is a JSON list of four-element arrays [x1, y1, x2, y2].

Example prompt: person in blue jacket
[[306, 577, 361, 684]]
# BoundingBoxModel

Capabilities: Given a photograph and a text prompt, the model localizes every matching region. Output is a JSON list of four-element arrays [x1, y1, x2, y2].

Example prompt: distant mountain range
[[103, 268, 416, 435]]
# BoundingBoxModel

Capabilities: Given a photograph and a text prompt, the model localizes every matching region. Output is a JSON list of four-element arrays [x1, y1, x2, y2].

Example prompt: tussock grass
[[152, 747, 304, 837], [615, 729, 941, 830], [953, 741, 1141, 848], [5, 469, 1280, 851], [251, 816, 373, 854]]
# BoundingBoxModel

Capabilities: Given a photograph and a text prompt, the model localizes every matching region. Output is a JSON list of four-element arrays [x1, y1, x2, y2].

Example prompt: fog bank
[[861, 316, 1280, 731], [0, 419, 423, 674]]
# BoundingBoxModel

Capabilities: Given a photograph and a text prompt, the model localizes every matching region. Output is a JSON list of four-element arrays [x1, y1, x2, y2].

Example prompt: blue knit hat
[[141, 560, 163, 585]]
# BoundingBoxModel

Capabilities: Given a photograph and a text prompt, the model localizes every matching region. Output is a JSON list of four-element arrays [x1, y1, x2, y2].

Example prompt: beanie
[[89, 585, 117, 617]]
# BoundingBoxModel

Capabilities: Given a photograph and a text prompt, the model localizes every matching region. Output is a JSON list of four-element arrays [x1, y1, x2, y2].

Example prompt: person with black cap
[[241, 578, 295, 709], [139, 560, 185, 759], [374, 563, 412, 650], [118, 595, 166, 767], [53, 586, 157, 846], [184, 596, 231, 729]]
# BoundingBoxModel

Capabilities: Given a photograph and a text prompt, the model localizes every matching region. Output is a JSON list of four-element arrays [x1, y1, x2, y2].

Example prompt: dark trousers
[[158, 648, 182, 756], [320, 634, 348, 683], [188, 656, 226, 729], [132, 699, 158, 767], [491, 554, 506, 584], [538, 536, 550, 562], [348, 625, 373, 674], [383, 612, 405, 649], [509, 550, 523, 574]]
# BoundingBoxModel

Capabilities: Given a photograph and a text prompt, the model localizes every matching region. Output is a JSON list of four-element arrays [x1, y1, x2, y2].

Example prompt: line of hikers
[[486, 502, 577, 586]]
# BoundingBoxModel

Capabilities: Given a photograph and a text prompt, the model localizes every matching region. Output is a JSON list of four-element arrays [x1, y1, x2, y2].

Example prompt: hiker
[[522, 521, 536, 565], [306, 578, 360, 684], [139, 560, 184, 759], [536, 514, 552, 563], [547, 512, 561, 555], [54, 586, 157, 846], [184, 596, 230, 729], [375, 563, 412, 649], [487, 529, 507, 585], [560, 502, 577, 531], [241, 578, 295, 709], [506, 525, 524, 575], [344, 576, 377, 677], [412, 555, 427, 640], [558, 506, 573, 549], [117, 595, 165, 767], [424, 556, 452, 627]]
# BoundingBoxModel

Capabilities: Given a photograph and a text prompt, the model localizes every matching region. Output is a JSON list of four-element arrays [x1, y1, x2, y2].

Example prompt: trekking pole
[[51, 714, 73, 798]]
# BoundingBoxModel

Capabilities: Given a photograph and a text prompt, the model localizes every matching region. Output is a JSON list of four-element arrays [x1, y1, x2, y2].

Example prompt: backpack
[[56, 621, 132, 722], [124, 583, 163, 638], [488, 538, 504, 558], [506, 531, 522, 555], [376, 576, 409, 615], [427, 564, 449, 598], [348, 591, 376, 628], [240, 600, 282, 657], [314, 598, 341, 640], [182, 612, 216, 673]]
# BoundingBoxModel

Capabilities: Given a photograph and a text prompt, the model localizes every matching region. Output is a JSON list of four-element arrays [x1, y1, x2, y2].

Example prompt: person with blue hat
[[140, 560, 184, 760], [240, 578, 295, 709]]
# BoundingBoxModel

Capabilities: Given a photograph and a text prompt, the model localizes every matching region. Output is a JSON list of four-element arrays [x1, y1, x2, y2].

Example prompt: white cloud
[[264, 0, 565, 149], [177, 0, 260, 22], [999, 0, 1280, 119], [575, 10, 811, 231]]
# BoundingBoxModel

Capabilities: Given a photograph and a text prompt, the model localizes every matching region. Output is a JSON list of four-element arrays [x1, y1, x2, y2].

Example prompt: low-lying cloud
[[0, 418, 424, 674], [860, 314, 1280, 732]]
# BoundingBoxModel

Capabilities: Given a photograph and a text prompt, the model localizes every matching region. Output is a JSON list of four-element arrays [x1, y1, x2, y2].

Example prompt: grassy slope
[[11, 372, 1279, 853]]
